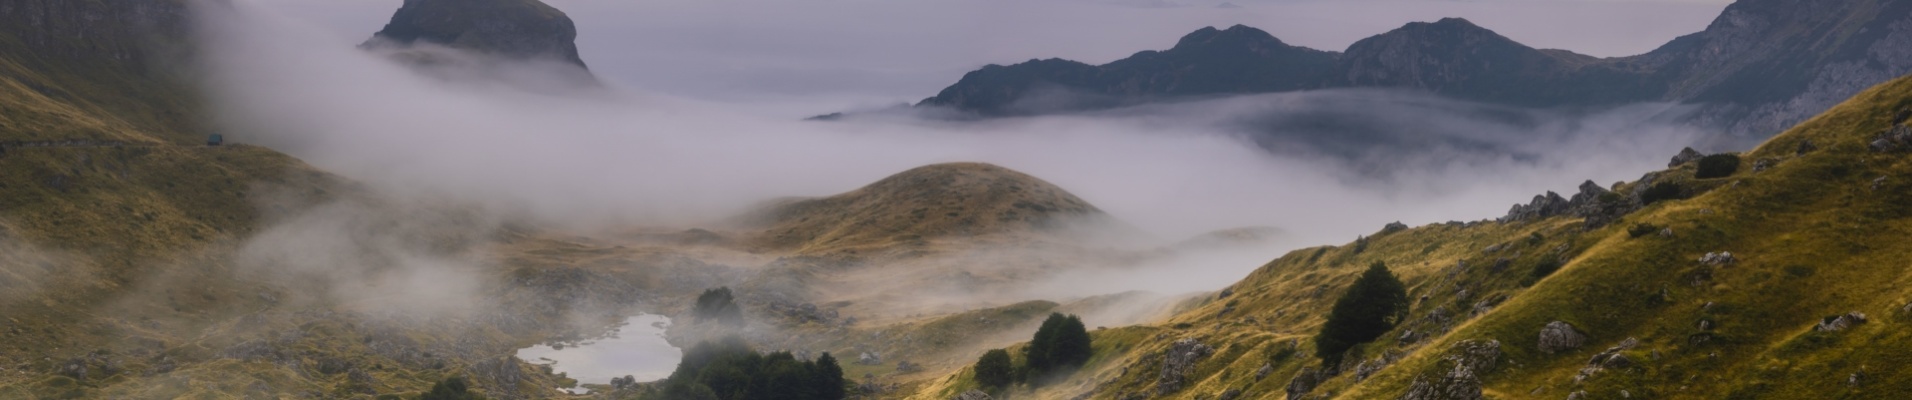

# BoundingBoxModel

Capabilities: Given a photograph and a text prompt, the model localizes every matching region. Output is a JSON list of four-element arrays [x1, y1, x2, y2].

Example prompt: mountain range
[[8, 0, 1912, 398], [917, 0, 1912, 138]]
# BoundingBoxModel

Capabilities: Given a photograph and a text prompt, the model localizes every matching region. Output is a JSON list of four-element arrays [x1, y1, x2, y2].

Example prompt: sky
[[253, 0, 1734, 115]]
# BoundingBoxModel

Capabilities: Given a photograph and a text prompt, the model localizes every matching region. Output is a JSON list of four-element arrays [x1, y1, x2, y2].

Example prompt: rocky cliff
[[365, 0, 590, 69], [0, 0, 199, 143]]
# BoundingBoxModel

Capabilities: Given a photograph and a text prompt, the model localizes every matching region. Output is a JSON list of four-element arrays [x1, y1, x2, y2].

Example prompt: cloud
[[252, 0, 1730, 107], [196, 1, 1716, 304]]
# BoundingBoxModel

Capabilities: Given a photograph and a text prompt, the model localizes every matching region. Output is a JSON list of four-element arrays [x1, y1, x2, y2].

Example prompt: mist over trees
[[1315, 261, 1409, 364], [964, 312, 1095, 390], [694, 287, 744, 325], [1026, 313, 1093, 379], [972, 349, 1014, 390], [646, 337, 848, 400]]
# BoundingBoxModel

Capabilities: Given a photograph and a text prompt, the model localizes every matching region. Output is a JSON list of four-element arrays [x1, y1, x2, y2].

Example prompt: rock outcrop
[[1669, 147, 1705, 167], [1816, 312, 1869, 332], [1537, 321, 1588, 354], [1157, 338, 1215, 395], [366, 0, 589, 68], [953, 390, 993, 400], [1575, 338, 1640, 383]]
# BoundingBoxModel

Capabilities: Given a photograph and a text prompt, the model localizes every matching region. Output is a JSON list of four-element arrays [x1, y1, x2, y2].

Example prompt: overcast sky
[[254, 0, 1734, 115]]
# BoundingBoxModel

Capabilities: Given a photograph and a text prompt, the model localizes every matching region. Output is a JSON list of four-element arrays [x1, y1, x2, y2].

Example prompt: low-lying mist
[[196, 2, 1719, 300]]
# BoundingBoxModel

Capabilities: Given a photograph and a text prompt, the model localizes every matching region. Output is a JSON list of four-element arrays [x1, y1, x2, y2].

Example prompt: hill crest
[[742, 162, 1112, 254]]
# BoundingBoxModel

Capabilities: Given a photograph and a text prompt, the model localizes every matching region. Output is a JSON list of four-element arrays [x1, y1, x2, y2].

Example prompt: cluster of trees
[[1696, 153, 1741, 179], [1315, 261, 1408, 365], [694, 287, 745, 325], [971, 313, 1094, 391], [415, 377, 484, 400], [648, 337, 847, 400]]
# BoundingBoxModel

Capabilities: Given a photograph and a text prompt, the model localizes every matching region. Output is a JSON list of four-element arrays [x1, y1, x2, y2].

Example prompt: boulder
[[1399, 362, 1482, 400], [1796, 140, 1818, 156], [1576, 338, 1640, 383], [1753, 158, 1776, 172], [1256, 363, 1274, 381], [1219, 388, 1244, 400], [1669, 147, 1704, 167], [1450, 340, 1501, 374], [1871, 125, 1912, 152], [1699, 252, 1736, 266], [1816, 312, 1869, 332], [1353, 359, 1384, 380], [953, 389, 993, 400], [858, 352, 883, 365], [1537, 321, 1587, 354], [1874, 176, 1889, 191], [1284, 367, 1321, 400], [1157, 338, 1215, 395]]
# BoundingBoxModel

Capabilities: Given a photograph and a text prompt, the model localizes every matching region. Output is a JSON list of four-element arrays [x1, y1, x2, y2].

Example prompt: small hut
[[207, 134, 224, 146]]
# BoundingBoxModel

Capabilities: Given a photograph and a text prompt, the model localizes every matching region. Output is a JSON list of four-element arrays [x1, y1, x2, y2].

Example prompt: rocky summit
[[366, 0, 590, 69]]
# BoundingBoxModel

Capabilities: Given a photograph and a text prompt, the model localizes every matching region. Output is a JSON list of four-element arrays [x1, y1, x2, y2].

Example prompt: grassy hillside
[[908, 74, 1912, 400]]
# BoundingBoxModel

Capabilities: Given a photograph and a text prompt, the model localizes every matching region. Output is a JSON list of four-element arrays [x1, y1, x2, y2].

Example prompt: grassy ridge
[[909, 74, 1912, 400]]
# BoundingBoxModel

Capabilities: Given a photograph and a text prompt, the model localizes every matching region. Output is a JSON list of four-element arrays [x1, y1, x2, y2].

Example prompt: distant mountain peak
[[1173, 24, 1287, 50], [366, 0, 589, 69]]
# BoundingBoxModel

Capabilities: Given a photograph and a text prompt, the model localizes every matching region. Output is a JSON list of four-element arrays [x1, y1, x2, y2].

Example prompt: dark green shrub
[[1696, 154, 1741, 179], [973, 349, 1014, 389], [1530, 259, 1563, 280], [420, 377, 482, 400], [694, 287, 744, 325], [1641, 182, 1684, 205], [1024, 313, 1093, 382], [647, 337, 847, 400], [1314, 262, 1409, 363], [1628, 223, 1661, 238]]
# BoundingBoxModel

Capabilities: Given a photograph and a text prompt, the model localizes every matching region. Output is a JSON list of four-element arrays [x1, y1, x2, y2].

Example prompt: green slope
[[909, 74, 1912, 400]]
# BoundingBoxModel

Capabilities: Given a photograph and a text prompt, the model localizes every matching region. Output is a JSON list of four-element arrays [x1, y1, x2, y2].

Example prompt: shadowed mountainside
[[914, 0, 1912, 139]]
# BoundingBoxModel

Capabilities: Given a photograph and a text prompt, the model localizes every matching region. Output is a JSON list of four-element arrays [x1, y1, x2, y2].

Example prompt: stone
[[1871, 125, 1912, 152], [1753, 158, 1776, 172], [1796, 140, 1818, 156], [1699, 252, 1736, 266], [1399, 329, 1421, 345], [1501, 192, 1568, 222], [1354, 359, 1383, 382], [1219, 388, 1243, 400], [1537, 321, 1587, 354], [1669, 147, 1704, 167], [953, 389, 994, 400], [1576, 338, 1641, 383], [1874, 176, 1889, 191], [859, 352, 883, 365], [1399, 362, 1482, 400], [1257, 363, 1274, 381], [1157, 338, 1215, 395], [1567, 391, 1589, 400], [1659, 228, 1674, 237], [1450, 340, 1501, 374], [1284, 367, 1321, 400], [1816, 312, 1869, 332]]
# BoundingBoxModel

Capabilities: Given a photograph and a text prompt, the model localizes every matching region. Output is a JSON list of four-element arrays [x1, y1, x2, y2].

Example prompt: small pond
[[515, 314, 682, 393]]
